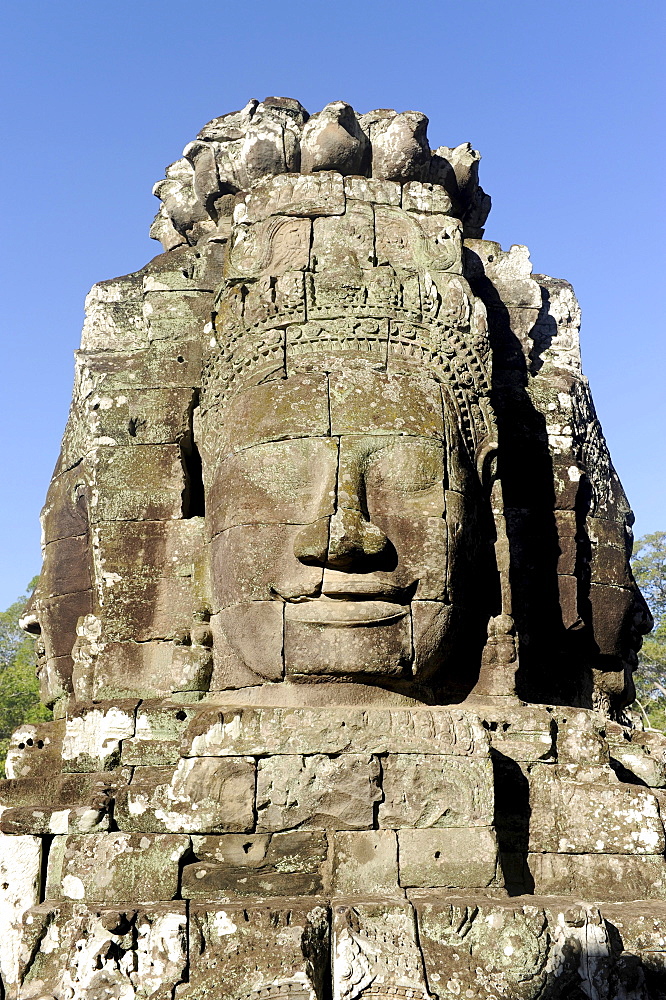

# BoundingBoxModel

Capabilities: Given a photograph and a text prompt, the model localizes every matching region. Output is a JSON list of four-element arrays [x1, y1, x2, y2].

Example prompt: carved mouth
[[284, 596, 409, 627]]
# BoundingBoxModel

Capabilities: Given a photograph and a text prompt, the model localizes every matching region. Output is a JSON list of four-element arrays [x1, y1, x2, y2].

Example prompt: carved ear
[[475, 437, 498, 489]]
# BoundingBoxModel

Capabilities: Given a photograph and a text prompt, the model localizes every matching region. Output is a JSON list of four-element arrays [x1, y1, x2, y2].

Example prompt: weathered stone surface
[[0, 803, 110, 835], [379, 754, 493, 828], [344, 174, 401, 204], [91, 638, 213, 700], [209, 437, 337, 535], [17, 900, 188, 1000], [528, 770, 664, 854], [330, 830, 399, 895], [184, 706, 488, 757], [182, 831, 327, 898], [122, 701, 199, 765], [0, 835, 42, 991], [46, 833, 190, 902], [211, 371, 330, 457], [0, 771, 121, 810], [529, 852, 666, 900], [185, 900, 329, 1000], [414, 897, 578, 1000], [90, 518, 207, 645], [114, 757, 255, 833], [5, 720, 65, 780], [61, 701, 136, 772], [332, 900, 430, 1000], [398, 828, 500, 888], [243, 170, 346, 221], [256, 754, 382, 831]]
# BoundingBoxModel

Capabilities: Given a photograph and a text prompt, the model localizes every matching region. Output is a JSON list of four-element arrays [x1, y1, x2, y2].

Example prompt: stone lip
[[284, 596, 409, 627]]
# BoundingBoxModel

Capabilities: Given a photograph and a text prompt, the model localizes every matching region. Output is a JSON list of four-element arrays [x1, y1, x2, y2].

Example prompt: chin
[[284, 605, 413, 680]]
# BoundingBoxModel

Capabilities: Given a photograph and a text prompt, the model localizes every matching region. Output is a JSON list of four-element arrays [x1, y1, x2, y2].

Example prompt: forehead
[[217, 364, 446, 455]]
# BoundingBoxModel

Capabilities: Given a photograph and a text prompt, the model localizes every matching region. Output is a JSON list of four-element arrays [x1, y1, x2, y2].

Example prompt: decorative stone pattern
[[1, 98, 660, 999]]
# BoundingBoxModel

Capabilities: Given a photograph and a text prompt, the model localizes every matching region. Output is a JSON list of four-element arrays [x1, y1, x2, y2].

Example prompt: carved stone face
[[204, 358, 482, 694]]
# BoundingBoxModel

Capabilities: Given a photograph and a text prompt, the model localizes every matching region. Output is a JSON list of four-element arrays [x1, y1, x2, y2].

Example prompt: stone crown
[[150, 97, 491, 249]]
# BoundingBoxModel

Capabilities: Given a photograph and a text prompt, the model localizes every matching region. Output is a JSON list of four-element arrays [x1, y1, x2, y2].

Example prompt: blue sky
[[0, 0, 664, 608]]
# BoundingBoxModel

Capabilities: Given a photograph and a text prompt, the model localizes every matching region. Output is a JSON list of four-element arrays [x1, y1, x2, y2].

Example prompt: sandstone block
[[38, 590, 93, 660], [528, 852, 666, 901], [300, 102, 369, 176], [80, 341, 202, 392], [588, 516, 634, 588], [46, 833, 190, 903], [82, 386, 194, 447], [0, 835, 42, 990], [0, 771, 120, 810], [226, 215, 311, 279], [92, 639, 212, 700], [183, 831, 327, 899], [61, 701, 136, 772], [343, 175, 401, 204], [81, 275, 146, 351], [329, 368, 444, 439], [40, 464, 90, 544], [18, 900, 188, 1000], [90, 444, 185, 522], [531, 274, 582, 373], [465, 240, 542, 308], [312, 202, 375, 272], [122, 701, 199, 766], [601, 901, 666, 983], [92, 519, 206, 643], [256, 754, 381, 831], [555, 709, 610, 765], [402, 180, 453, 215], [5, 720, 65, 780], [143, 289, 212, 341], [398, 828, 500, 888], [477, 704, 556, 761], [210, 602, 284, 682], [142, 243, 224, 291], [0, 804, 110, 836], [375, 206, 462, 275], [115, 757, 255, 833], [284, 600, 412, 679], [210, 522, 324, 610], [613, 733, 666, 787], [213, 372, 330, 458], [331, 830, 399, 895], [286, 316, 389, 360], [379, 754, 493, 828], [208, 437, 337, 535], [364, 109, 429, 182], [186, 900, 329, 1000], [528, 772, 664, 854], [40, 534, 91, 597], [183, 705, 488, 758], [332, 900, 429, 999], [38, 653, 74, 708], [415, 898, 553, 1000], [243, 170, 346, 221]]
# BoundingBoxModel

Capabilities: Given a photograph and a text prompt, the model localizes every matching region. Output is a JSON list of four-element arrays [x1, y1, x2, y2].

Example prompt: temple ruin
[[1, 97, 664, 999]]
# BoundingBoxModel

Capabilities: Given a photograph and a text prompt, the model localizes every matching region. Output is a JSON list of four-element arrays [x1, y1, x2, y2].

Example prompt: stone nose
[[293, 508, 392, 571], [326, 507, 390, 570]]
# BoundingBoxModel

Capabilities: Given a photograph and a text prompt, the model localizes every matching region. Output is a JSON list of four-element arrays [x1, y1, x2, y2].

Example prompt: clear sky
[[0, 0, 664, 608]]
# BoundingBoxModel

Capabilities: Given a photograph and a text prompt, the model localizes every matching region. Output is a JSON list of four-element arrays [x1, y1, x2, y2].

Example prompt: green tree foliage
[[631, 532, 666, 729], [0, 580, 52, 776]]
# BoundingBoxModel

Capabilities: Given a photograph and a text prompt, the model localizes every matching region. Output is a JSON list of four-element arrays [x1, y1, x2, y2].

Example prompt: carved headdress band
[[199, 173, 497, 474]]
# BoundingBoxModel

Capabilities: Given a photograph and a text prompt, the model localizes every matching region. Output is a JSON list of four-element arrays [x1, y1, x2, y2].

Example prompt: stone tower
[[1, 98, 664, 999]]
